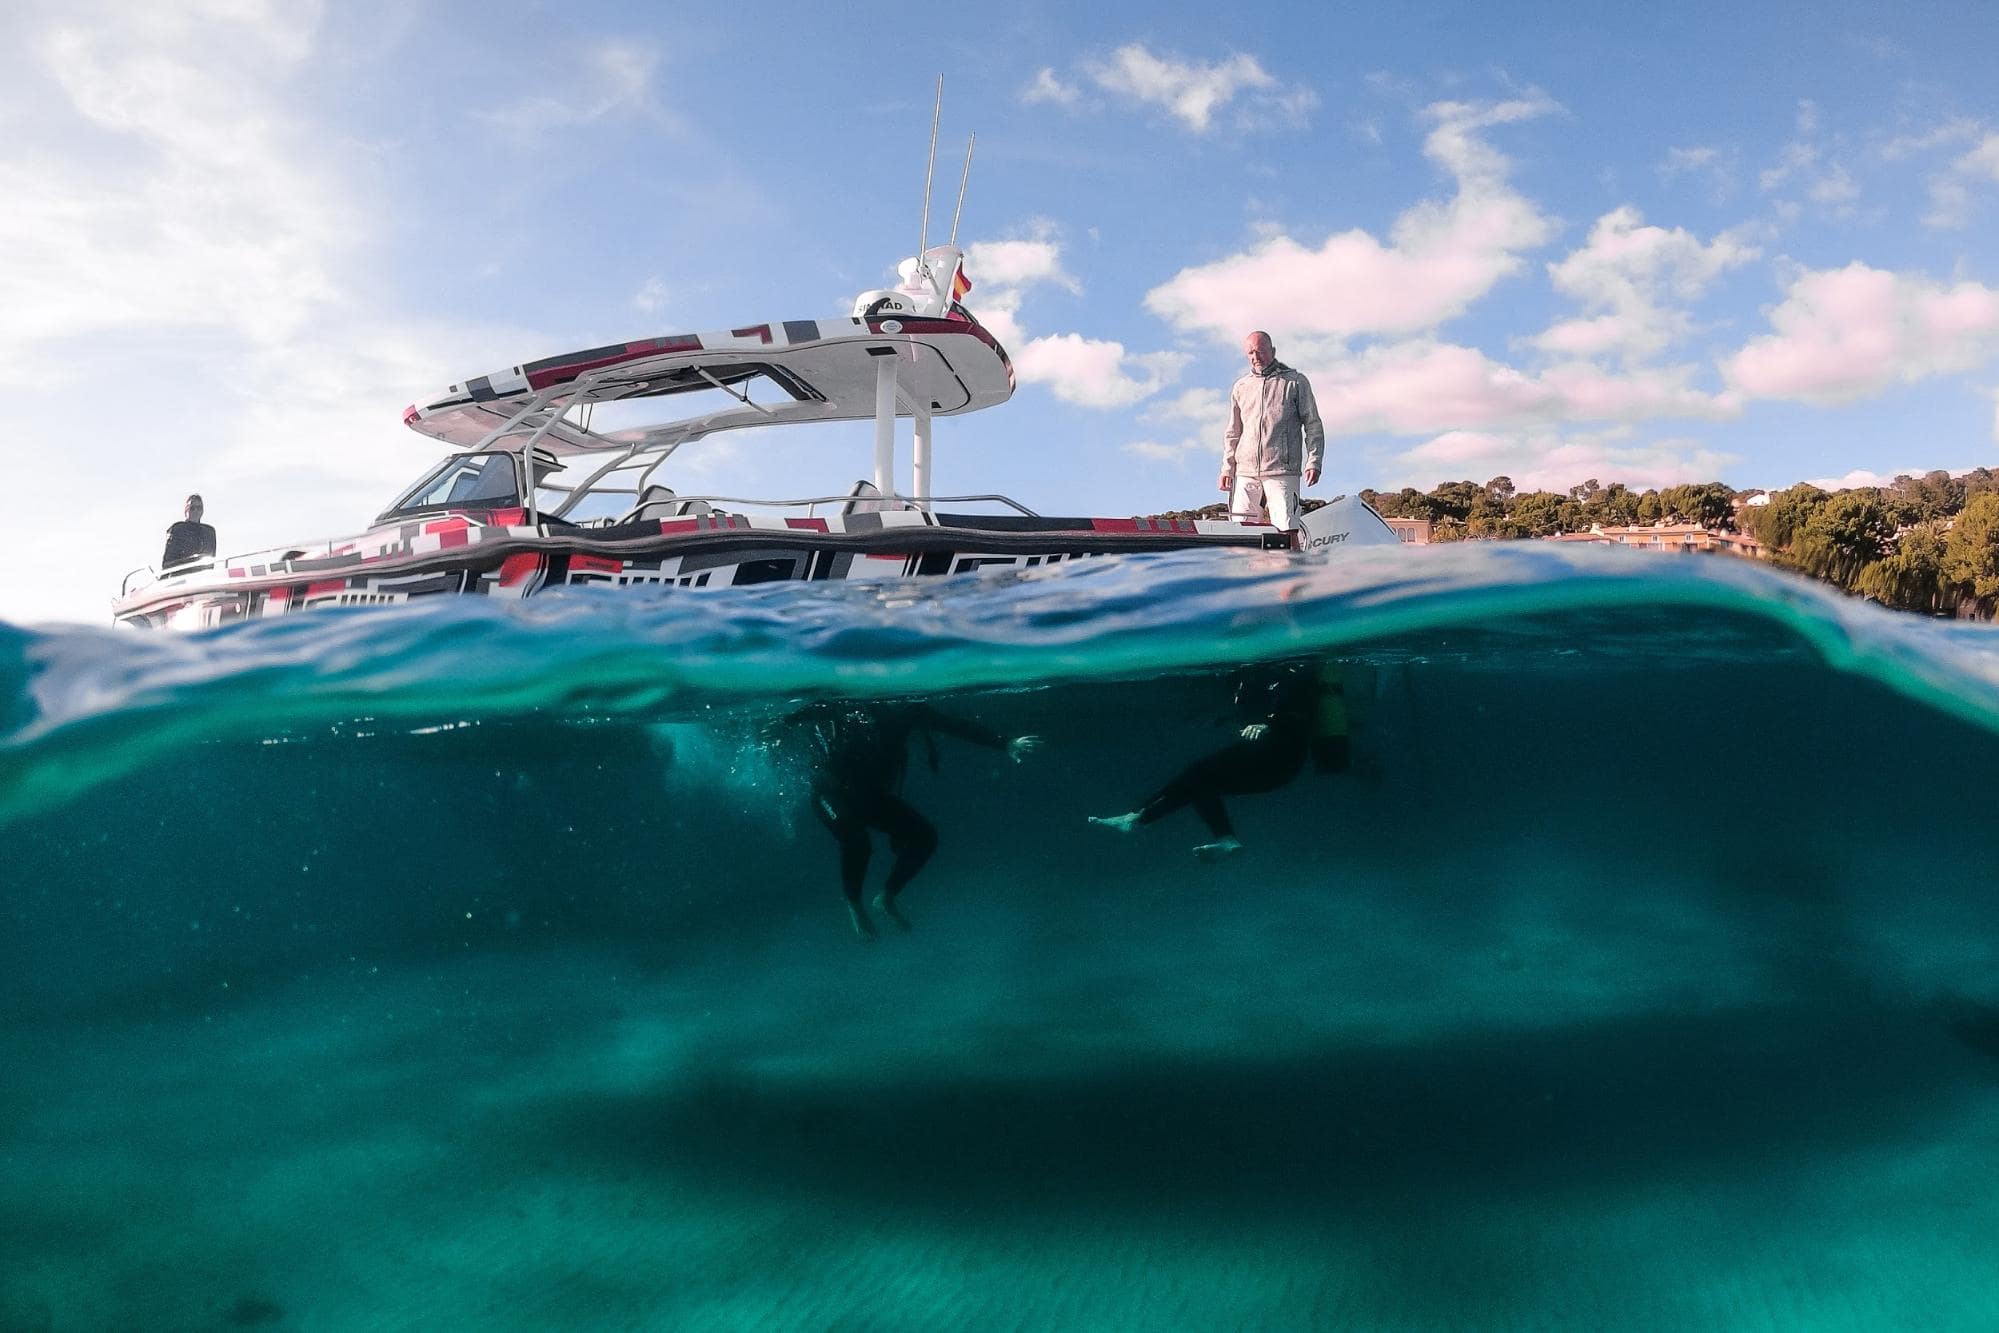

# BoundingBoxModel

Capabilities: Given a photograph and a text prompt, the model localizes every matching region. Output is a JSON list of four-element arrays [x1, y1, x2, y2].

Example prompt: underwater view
[[6, 542, 1999, 1330]]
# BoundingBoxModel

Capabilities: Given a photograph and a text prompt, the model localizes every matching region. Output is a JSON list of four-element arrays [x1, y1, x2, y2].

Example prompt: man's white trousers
[[1231, 473, 1303, 530]]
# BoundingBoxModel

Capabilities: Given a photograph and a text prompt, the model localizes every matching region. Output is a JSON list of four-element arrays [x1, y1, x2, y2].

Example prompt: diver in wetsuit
[[789, 701, 1042, 939], [1089, 660, 1348, 860]]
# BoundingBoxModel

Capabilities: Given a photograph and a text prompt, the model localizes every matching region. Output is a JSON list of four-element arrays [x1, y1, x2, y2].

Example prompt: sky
[[5, 0, 1999, 625]]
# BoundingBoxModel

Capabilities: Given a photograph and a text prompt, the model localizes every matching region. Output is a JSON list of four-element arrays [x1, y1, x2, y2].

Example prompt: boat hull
[[110, 513, 1294, 630]]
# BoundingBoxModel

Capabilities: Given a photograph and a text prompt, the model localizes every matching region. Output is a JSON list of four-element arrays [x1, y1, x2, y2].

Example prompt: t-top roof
[[403, 315, 1014, 456]]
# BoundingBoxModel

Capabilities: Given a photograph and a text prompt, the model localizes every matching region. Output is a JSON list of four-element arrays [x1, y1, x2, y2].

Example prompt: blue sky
[[5, 0, 1999, 624]]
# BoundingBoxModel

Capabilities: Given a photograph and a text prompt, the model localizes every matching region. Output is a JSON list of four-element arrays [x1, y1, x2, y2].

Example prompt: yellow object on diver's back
[[1314, 664, 1349, 738]]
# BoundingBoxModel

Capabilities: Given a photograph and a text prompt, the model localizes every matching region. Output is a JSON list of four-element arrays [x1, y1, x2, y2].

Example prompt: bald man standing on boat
[[1220, 331, 1323, 532]]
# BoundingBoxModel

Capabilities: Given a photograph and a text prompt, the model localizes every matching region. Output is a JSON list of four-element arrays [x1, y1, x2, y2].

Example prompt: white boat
[[112, 243, 1397, 630]]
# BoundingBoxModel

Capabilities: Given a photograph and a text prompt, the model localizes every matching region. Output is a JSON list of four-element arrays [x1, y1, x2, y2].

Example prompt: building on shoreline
[[1544, 523, 1765, 558]]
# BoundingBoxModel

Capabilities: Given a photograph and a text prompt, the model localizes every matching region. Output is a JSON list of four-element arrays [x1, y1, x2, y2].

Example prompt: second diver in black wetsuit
[[1089, 660, 1348, 860], [787, 701, 1042, 939]]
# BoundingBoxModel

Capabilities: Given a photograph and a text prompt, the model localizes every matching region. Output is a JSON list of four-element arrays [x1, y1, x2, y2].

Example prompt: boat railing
[[120, 558, 216, 596], [649, 492, 1043, 519], [118, 512, 521, 599]]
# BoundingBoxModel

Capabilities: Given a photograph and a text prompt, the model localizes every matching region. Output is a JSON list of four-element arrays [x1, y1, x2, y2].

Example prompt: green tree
[[1739, 484, 1827, 550], [1942, 492, 1999, 608], [1662, 481, 1737, 528], [1510, 491, 1567, 536], [1428, 481, 1481, 522], [1882, 471, 1963, 525], [1636, 491, 1665, 524], [1787, 490, 1895, 589], [1857, 522, 1952, 614], [1592, 482, 1641, 525], [1367, 487, 1442, 521]]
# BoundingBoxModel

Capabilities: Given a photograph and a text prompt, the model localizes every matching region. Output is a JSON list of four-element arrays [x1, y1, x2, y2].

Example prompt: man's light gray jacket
[[1224, 362, 1325, 479]]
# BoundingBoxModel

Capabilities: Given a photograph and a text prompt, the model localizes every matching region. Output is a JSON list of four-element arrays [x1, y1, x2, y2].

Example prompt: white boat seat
[[622, 485, 714, 522], [841, 479, 887, 516]]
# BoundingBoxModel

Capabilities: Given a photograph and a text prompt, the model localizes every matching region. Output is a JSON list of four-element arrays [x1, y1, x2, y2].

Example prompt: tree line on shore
[[1161, 469, 1999, 616], [1353, 470, 1999, 617]]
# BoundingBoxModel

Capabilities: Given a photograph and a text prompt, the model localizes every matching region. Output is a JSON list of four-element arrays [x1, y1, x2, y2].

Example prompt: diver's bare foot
[[873, 893, 912, 933], [1193, 836, 1243, 862], [847, 904, 878, 941], [1088, 812, 1142, 834]]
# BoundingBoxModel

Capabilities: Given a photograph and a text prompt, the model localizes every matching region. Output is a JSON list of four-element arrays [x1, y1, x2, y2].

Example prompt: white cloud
[[1021, 67, 1080, 107], [1878, 118, 1982, 161], [632, 277, 669, 315], [1013, 336, 1188, 409], [0, 1, 546, 623], [1807, 162, 1859, 206], [477, 41, 662, 139], [1144, 92, 1559, 341], [1759, 140, 1817, 193], [1391, 428, 1740, 493], [1119, 388, 1231, 466], [1926, 131, 1999, 228], [1756, 102, 1861, 217], [1124, 439, 1206, 464], [1299, 340, 1735, 437], [1661, 145, 1719, 172], [0, 9, 351, 371], [961, 226, 1187, 411], [963, 234, 1079, 292], [1087, 44, 1276, 132], [1724, 263, 1999, 403], [1529, 207, 1758, 360], [1658, 144, 1736, 201], [1143, 386, 1230, 427], [1804, 468, 1902, 490]]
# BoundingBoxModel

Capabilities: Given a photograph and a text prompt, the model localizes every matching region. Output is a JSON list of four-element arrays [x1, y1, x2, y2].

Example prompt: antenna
[[917, 76, 943, 269], [948, 133, 976, 245]]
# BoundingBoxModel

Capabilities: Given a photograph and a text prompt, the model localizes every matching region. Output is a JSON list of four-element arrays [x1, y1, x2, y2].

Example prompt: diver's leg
[[1186, 789, 1242, 860], [813, 787, 877, 940], [1091, 733, 1307, 844], [1090, 768, 1198, 833], [1090, 754, 1237, 855], [873, 796, 938, 932], [1119, 738, 1307, 856], [1190, 735, 1310, 858]]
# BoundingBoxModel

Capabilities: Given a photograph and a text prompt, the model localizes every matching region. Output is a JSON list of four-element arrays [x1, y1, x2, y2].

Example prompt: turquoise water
[[5, 543, 1999, 1329]]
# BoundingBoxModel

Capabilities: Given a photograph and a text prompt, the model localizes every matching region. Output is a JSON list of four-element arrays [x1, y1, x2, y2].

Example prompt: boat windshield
[[381, 452, 521, 518]]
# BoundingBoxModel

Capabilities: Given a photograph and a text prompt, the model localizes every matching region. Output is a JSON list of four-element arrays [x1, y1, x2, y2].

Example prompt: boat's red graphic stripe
[[732, 325, 773, 343], [570, 554, 621, 575], [786, 518, 830, 531], [498, 554, 542, 587]]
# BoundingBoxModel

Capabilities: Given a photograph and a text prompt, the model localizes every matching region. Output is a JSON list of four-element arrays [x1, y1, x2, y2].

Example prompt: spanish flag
[[950, 265, 973, 301]]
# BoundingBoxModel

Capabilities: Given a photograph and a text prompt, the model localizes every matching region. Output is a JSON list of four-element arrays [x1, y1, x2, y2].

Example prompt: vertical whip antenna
[[917, 76, 943, 267], [948, 133, 976, 245]]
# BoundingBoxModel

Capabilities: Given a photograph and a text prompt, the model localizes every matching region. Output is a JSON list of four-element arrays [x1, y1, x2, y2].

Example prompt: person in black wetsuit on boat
[[1089, 660, 1348, 860], [787, 700, 1042, 939], [161, 493, 217, 570]]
